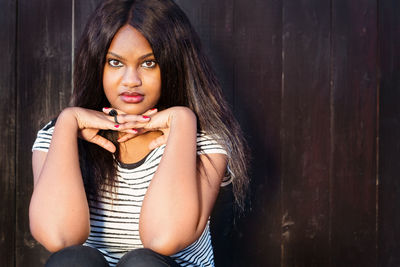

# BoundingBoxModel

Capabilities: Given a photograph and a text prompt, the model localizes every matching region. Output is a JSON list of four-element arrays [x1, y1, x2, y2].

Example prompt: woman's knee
[[116, 248, 180, 267], [45, 245, 109, 267]]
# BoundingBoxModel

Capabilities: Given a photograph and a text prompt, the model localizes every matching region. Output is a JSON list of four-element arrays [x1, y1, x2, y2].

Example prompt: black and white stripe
[[32, 121, 230, 267]]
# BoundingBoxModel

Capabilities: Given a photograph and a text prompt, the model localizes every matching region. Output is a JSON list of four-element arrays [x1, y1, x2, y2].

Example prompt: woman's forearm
[[29, 108, 90, 252], [139, 108, 201, 254]]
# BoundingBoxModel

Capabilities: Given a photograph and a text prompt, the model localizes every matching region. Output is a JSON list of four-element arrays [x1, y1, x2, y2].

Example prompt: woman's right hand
[[61, 107, 154, 153]]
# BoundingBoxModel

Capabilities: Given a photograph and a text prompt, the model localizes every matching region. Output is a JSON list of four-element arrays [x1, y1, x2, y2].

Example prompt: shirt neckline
[[118, 149, 155, 169]]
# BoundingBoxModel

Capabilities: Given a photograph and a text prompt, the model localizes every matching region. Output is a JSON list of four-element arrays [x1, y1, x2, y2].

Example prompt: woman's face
[[103, 25, 161, 115]]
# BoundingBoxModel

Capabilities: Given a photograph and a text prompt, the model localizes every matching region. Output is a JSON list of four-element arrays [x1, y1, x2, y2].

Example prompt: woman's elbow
[[141, 235, 183, 256], [29, 218, 90, 253], [140, 227, 200, 256], [30, 226, 89, 253]]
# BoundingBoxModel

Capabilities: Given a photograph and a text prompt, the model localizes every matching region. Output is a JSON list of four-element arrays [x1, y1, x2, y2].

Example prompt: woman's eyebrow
[[107, 52, 125, 60], [139, 52, 155, 60], [106, 52, 154, 61]]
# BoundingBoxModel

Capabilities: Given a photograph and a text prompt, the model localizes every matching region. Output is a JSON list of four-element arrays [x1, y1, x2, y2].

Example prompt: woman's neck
[[118, 131, 163, 164]]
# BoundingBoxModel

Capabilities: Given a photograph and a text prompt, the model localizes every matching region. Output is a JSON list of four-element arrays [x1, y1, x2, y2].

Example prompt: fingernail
[[143, 116, 150, 119], [103, 107, 109, 110], [151, 108, 157, 111], [132, 129, 138, 133], [114, 125, 119, 128]]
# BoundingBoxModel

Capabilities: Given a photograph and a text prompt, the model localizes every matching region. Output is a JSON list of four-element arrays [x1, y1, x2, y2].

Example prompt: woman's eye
[[141, 60, 156, 68], [108, 59, 123, 67]]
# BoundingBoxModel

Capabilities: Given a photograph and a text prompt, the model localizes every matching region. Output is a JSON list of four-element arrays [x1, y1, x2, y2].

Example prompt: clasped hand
[[65, 106, 193, 153]]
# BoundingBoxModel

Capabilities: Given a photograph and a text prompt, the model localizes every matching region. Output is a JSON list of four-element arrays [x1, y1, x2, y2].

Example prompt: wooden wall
[[0, 0, 399, 266]]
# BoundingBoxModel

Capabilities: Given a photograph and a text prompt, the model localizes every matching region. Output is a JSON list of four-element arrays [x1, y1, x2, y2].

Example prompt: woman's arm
[[29, 107, 142, 252], [29, 109, 90, 252], [138, 107, 227, 255]]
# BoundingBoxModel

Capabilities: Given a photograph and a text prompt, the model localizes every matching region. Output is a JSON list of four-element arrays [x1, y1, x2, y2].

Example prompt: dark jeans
[[45, 245, 181, 267]]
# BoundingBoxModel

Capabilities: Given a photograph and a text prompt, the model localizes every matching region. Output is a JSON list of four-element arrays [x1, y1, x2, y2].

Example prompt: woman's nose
[[122, 67, 142, 87]]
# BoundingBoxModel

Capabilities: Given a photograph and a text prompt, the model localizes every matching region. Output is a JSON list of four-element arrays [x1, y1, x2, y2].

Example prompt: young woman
[[30, 0, 249, 266]]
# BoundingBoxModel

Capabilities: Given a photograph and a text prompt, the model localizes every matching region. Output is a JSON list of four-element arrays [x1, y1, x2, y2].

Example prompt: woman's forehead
[[107, 25, 153, 60]]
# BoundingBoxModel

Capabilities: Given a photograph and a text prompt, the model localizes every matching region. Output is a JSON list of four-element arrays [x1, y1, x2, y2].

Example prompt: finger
[[102, 107, 156, 119], [102, 107, 125, 126], [90, 135, 116, 153], [117, 128, 140, 142], [119, 114, 151, 124], [142, 108, 158, 116], [101, 109, 152, 131], [148, 135, 168, 150], [105, 114, 151, 127], [102, 107, 126, 115], [103, 107, 157, 116], [117, 133, 135, 143]]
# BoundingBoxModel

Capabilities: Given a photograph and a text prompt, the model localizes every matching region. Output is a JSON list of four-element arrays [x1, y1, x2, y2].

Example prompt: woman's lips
[[120, 92, 144, 103]]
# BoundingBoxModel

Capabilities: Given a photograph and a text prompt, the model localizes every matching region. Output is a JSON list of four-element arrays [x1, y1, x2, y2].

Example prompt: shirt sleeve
[[32, 120, 56, 152], [196, 132, 228, 155], [196, 132, 232, 186]]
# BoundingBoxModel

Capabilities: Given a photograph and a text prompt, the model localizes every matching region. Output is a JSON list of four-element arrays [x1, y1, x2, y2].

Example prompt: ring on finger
[[114, 115, 120, 124], [109, 109, 119, 124], [109, 109, 118, 116]]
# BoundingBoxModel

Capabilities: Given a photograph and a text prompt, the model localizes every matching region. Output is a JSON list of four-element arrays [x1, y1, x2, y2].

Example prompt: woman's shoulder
[[196, 132, 232, 186], [196, 131, 227, 155], [32, 119, 57, 152]]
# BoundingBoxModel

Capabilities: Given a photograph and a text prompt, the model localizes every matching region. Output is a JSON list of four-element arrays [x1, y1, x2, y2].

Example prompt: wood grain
[[74, 0, 103, 44], [330, 0, 378, 266], [231, 0, 283, 266], [0, 0, 16, 266], [1, 0, 399, 266], [378, 0, 400, 266], [175, 0, 235, 105], [280, 0, 331, 266], [16, 0, 72, 265]]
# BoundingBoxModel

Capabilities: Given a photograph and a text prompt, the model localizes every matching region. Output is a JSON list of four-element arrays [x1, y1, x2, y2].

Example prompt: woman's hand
[[62, 107, 154, 153], [145, 107, 195, 150], [102, 106, 195, 150]]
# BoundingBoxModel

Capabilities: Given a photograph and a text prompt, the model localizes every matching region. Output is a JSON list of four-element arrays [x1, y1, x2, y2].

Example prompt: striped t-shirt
[[32, 120, 231, 267]]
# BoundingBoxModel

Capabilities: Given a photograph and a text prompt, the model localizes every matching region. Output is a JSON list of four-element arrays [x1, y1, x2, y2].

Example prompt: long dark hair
[[72, 0, 250, 210]]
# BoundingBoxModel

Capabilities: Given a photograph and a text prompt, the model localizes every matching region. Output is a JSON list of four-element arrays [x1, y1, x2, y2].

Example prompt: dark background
[[1, 0, 399, 266]]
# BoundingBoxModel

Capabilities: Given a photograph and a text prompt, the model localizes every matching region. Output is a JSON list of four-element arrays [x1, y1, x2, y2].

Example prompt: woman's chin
[[118, 107, 147, 115]]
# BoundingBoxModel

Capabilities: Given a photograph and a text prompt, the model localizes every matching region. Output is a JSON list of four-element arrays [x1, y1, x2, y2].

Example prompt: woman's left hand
[[102, 106, 195, 149]]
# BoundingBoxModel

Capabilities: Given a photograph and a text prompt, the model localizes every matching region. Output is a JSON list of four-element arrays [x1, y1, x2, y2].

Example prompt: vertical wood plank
[[378, 0, 400, 266], [331, 0, 378, 266], [232, 0, 282, 266], [0, 0, 16, 266], [16, 0, 72, 266], [74, 0, 103, 95], [280, 0, 331, 265], [174, 0, 234, 105], [74, 0, 103, 44]]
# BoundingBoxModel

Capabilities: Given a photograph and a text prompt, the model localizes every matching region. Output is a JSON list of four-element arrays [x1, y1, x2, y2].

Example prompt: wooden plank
[[74, 0, 103, 44], [378, 0, 400, 266], [174, 0, 234, 105], [280, 0, 331, 266], [330, 0, 378, 266], [16, 0, 72, 266], [232, 0, 282, 266], [0, 0, 16, 266]]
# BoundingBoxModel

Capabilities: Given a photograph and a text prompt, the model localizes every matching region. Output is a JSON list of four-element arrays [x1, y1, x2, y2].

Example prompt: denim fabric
[[45, 245, 180, 267], [45, 245, 109, 267], [117, 248, 180, 267]]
